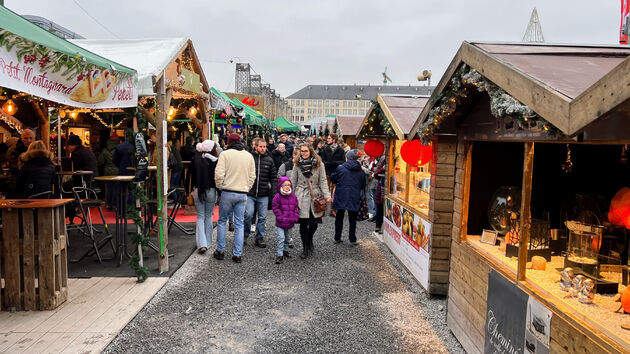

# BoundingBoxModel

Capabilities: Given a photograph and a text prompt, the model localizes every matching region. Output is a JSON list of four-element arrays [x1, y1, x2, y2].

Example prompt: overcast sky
[[6, 1, 622, 98]]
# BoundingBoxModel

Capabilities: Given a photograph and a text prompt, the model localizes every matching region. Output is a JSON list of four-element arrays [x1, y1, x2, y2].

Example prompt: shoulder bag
[[306, 177, 328, 213]]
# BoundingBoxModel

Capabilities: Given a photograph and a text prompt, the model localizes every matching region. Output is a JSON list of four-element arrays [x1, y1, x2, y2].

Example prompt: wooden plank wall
[[447, 138, 626, 353], [428, 136, 457, 295]]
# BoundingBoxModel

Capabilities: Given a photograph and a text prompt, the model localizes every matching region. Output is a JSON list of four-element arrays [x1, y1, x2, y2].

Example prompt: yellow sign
[[181, 68, 200, 94]]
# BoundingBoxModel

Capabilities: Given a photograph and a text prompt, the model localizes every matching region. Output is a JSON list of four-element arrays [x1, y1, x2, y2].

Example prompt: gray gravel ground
[[105, 212, 463, 353]]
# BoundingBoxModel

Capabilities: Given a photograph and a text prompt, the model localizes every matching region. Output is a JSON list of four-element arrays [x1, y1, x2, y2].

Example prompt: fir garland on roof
[[358, 100, 396, 139], [419, 64, 563, 144]]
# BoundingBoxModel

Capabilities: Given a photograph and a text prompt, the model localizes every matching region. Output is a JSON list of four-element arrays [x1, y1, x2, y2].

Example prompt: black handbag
[[357, 192, 370, 221]]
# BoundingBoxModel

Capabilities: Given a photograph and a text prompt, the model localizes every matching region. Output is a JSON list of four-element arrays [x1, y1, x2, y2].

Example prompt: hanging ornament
[[2, 99, 17, 115], [59, 109, 67, 118], [188, 106, 198, 116], [562, 144, 573, 173], [364, 139, 385, 158], [237, 118, 242, 123], [401, 140, 432, 167], [220, 112, 226, 119]]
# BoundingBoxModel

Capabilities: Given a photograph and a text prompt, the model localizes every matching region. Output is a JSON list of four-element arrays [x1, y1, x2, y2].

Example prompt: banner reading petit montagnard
[[0, 30, 136, 108]]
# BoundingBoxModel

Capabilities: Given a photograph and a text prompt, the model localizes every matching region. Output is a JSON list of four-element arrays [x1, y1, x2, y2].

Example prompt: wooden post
[[31, 101, 49, 148], [197, 97, 209, 140], [517, 142, 535, 281], [459, 142, 473, 243], [156, 74, 169, 273]]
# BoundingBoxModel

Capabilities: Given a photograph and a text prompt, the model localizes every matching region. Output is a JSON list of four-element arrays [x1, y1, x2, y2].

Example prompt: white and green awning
[[0, 6, 138, 108]]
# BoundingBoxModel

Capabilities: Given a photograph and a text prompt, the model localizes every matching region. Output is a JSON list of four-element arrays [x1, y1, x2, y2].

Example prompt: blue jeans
[[244, 196, 268, 240], [276, 227, 292, 256], [194, 188, 216, 249], [216, 191, 247, 256], [170, 171, 182, 201], [368, 188, 376, 216]]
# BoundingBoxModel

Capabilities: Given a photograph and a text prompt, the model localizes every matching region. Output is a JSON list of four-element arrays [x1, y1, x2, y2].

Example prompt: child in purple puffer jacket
[[272, 176, 299, 264]]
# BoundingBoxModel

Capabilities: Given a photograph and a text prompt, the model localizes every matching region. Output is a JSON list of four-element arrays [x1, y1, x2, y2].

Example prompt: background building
[[287, 84, 433, 122]]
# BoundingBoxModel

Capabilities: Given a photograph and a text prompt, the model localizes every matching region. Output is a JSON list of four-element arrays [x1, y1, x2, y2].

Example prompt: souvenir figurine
[[559, 267, 575, 291], [567, 274, 585, 298], [578, 279, 595, 304]]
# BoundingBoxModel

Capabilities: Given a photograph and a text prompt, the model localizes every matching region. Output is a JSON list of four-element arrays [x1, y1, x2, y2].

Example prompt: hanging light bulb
[[188, 106, 198, 116], [59, 109, 67, 118], [69, 110, 79, 119], [167, 106, 176, 116], [2, 99, 17, 115]]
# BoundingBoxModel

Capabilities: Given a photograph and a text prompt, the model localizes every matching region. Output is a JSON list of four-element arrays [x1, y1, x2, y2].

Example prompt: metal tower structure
[[522, 7, 545, 43], [235, 63, 251, 94], [250, 74, 262, 95]]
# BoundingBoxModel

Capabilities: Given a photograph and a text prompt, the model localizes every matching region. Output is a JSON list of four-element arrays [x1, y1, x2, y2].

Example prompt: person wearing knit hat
[[214, 131, 256, 263], [330, 148, 366, 245], [192, 139, 219, 254]]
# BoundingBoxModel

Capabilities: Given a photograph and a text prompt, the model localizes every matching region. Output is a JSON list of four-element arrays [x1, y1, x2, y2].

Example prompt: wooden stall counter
[[0, 199, 73, 311]]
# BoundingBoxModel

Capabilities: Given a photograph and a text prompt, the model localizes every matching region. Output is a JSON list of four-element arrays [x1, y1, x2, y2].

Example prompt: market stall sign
[[0, 7, 137, 108], [485, 270, 552, 353], [181, 68, 200, 94]]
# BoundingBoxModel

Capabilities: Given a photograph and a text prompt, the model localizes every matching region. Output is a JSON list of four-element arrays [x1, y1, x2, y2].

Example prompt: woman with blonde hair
[[290, 143, 331, 258], [17, 140, 57, 198]]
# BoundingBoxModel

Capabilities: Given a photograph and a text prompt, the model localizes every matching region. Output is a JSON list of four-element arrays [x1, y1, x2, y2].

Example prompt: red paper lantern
[[364, 139, 385, 158], [400, 140, 432, 167], [609, 187, 630, 229]]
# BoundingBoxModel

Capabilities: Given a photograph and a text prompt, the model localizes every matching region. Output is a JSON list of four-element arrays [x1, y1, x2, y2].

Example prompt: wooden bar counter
[[0, 199, 73, 311]]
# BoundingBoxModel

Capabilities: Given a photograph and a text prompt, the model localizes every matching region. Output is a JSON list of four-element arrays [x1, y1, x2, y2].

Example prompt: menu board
[[382, 196, 431, 289]]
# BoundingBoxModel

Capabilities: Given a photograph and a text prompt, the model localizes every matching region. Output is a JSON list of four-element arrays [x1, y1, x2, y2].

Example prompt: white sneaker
[[368, 213, 373, 218], [250, 225, 256, 233]]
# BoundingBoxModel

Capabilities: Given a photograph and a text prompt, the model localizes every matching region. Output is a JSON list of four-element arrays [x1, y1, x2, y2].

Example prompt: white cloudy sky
[[6, 1, 622, 98]]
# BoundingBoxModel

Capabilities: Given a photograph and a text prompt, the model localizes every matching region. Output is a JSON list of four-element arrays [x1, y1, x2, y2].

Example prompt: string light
[[69, 110, 79, 119], [90, 112, 111, 128], [188, 106, 198, 116]]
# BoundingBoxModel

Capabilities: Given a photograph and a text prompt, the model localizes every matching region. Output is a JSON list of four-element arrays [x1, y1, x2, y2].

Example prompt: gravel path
[[105, 212, 463, 353]]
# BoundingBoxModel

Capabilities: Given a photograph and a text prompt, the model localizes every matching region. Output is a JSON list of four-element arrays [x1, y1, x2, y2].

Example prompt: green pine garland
[[358, 100, 396, 139], [419, 64, 563, 144], [124, 106, 150, 282]]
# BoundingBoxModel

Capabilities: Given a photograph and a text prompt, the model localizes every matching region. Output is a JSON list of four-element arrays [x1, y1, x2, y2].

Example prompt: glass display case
[[390, 140, 407, 199], [388, 140, 431, 216], [408, 162, 431, 213]]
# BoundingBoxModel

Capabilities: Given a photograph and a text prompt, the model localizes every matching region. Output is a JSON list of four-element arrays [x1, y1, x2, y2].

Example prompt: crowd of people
[[0, 127, 386, 265], [193, 132, 387, 264]]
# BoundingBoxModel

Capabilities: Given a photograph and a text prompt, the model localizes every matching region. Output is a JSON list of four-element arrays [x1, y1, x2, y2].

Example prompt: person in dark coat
[[98, 136, 120, 208], [278, 134, 294, 157], [168, 138, 184, 201], [271, 176, 299, 264], [245, 138, 278, 248], [321, 133, 346, 177], [17, 140, 57, 198], [267, 137, 276, 152], [271, 143, 290, 169], [180, 136, 197, 194], [67, 134, 97, 186], [330, 149, 366, 245], [193, 140, 218, 253], [113, 136, 133, 175]]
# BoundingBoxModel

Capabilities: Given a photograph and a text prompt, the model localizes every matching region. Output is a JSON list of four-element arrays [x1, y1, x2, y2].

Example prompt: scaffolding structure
[[234, 63, 291, 120]]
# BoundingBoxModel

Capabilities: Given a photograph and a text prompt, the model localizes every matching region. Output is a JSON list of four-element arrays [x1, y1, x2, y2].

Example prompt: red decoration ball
[[364, 139, 385, 158], [220, 112, 226, 119], [400, 140, 432, 167], [237, 118, 242, 123]]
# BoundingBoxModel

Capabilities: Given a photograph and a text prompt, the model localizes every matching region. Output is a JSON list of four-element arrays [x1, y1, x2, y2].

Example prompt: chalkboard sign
[[484, 269, 529, 354]]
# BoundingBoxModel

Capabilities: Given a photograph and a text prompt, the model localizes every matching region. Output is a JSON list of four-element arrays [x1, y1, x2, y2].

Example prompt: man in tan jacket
[[214, 133, 256, 263]]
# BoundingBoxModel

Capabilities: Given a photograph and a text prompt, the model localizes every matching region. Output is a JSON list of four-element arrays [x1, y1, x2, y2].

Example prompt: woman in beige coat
[[291, 143, 331, 259]]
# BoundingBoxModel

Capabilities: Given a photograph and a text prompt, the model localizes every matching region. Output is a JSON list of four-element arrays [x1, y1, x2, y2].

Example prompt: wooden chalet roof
[[335, 115, 363, 137], [409, 41, 630, 137]]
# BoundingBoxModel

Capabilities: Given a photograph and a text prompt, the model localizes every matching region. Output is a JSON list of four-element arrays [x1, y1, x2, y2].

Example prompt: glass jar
[[565, 220, 604, 277]]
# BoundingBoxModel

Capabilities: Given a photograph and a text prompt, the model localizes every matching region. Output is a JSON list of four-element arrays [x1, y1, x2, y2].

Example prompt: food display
[[402, 208, 414, 237], [392, 204, 401, 228]]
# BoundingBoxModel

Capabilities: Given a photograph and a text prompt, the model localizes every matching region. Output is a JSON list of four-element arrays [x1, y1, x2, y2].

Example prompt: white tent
[[70, 38, 193, 96]]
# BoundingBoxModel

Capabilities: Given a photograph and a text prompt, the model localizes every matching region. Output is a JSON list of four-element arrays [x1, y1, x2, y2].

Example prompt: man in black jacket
[[245, 138, 277, 248], [67, 134, 97, 186]]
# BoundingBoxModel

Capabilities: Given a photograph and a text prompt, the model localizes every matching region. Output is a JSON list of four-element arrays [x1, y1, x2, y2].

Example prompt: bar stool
[[69, 186, 115, 263]]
